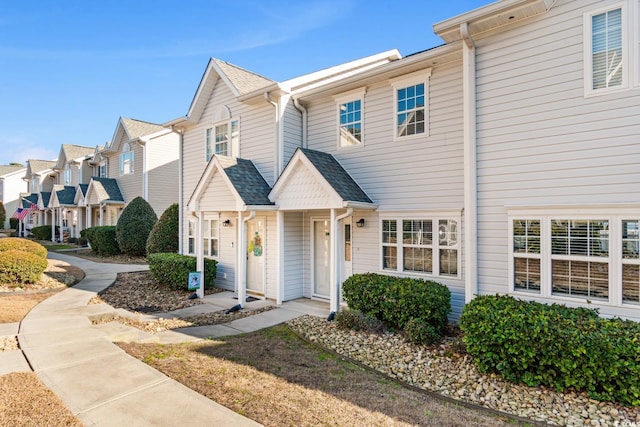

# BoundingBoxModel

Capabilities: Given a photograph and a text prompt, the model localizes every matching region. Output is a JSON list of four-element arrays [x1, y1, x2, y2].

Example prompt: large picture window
[[382, 215, 458, 278]]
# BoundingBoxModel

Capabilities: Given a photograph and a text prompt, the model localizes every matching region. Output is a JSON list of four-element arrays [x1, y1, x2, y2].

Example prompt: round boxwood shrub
[[82, 226, 120, 256], [0, 237, 47, 258], [116, 197, 158, 256], [146, 203, 178, 255], [147, 252, 216, 291], [0, 249, 48, 284]]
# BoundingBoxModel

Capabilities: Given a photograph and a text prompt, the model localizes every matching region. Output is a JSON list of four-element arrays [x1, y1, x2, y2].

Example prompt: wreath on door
[[248, 231, 263, 257]]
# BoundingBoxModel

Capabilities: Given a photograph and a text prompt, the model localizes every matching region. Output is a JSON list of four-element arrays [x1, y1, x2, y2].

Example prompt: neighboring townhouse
[[0, 164, 27, 229], [22, 159, 57, 232], [49, 144, 95, 239], [84, 117, 179, 226], [433, 0, 640, 321]]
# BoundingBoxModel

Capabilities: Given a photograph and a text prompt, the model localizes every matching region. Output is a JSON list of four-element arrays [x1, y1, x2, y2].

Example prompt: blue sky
[[0, 0, 490, 166]]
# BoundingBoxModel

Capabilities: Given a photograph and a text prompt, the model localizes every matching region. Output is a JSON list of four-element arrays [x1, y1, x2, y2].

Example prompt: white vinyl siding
[[146, 133, 179, 217]]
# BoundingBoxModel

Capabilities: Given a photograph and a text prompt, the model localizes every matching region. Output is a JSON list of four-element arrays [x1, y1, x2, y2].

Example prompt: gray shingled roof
[[213, 59, 274, 95], [0, 165, 25, 176], [217, 156, 274, 206], [61, 144, 94, 162], [121, 117, 165, 139], [78, 183, 89, 197], [91, 177, 124, 202], [28, 159, 56, 174], [22, 193, 39, 208], [55, 185, 77, 205], [298, 148, 373, 204]]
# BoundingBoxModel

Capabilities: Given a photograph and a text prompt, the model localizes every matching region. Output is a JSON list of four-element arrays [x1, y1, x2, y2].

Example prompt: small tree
[[116, 197, 157, 256], [0, 201, 6, 229], [146, 203, 179, 255]]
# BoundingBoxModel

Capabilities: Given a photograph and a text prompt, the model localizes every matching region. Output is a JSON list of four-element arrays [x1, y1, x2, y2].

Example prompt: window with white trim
[[187, 220, 195, 255], [510, 213, 640, 306], [120, 143, 134, 175], [390, 70, 430, 139], [203, 218, 219, 258], [63, 164, 72, 185], [334, 88, 365, 148], [382, 215, 458, 277], [583, 2, 640, 94], [30, 176, 39, 192], [205, 120, 239, 161], [98, 162, 107, 178]]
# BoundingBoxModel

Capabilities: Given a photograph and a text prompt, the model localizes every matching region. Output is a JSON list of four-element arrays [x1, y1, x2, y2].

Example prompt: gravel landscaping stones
[[287, 315, 640, 427]]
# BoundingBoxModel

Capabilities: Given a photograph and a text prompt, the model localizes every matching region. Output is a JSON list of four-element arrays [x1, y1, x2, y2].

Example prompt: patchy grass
[[120, 325, 514, 427]]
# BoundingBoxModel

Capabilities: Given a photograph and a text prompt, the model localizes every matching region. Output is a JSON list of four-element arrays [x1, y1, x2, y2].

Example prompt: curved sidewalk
[[15, 252, 262, 427]]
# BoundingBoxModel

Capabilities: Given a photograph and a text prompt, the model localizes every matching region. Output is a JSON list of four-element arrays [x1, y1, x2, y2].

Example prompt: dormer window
[[120, 143, 134, 175]]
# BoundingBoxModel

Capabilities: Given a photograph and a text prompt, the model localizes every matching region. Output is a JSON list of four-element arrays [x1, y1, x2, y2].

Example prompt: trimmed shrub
[[0, 249, 48, 284], [147, 253, 217, 291], [404, 318, 440, 345], [82, 226, 120, 256], [335, 309, 387, 334], [342, 273, 451, 338], [9, 218, 18, 230], [0, 237, 47, 258], [116, 197, 157, 256], [0, 201, 5, 228], [146, 203, 179, 255], [77, 237, 88, 247], [460, 295, 640, 406], [30, 225, 60, 241]]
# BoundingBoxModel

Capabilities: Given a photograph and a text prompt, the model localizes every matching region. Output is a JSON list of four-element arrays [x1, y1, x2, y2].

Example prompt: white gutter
[[172, 126, 185, 254], [292, 97, 307, 149], [264, 92, 282, 175], [461, 22, 478, 303], [237, 210, 256, 308], [330, 208, 353, 315]]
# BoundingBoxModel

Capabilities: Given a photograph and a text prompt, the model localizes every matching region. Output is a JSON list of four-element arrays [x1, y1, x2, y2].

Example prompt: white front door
[[313, 219, 331, 298], [246, 217, 265, 295]]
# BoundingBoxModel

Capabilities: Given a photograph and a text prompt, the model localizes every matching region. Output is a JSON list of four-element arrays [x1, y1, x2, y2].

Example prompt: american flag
[[11, 208, 29, 221]]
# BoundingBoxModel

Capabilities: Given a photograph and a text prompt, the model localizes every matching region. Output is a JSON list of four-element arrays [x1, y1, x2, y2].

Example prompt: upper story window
[[30, 176, 39, 193], [583, 2, 640, 95], [98, 162, 107, 178], [206, 120, 239, 161], [120, 143, 134, 175], [63, 164, 72, 185], [334, 88, 365, 148], [390, 70, 431, 140]]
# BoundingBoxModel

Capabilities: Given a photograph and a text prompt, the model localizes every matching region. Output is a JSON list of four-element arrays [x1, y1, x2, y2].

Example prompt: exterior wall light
[[356, 218, 365, 228], [222, 219, 231, 227]]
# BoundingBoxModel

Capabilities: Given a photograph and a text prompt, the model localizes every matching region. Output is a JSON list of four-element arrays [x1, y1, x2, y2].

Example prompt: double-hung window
[[98, 162, 107, 178], [510, 212, 640, 306], [584, 3, 628, 94], [334, 88, 365, 148], [205, 120, 239, 161], [120, 143, 134, 175], [203, 218, 219, 258], [187, 220, 196, 255], [390, 70, 431, 139], [382, 214, 459, 278], [63, 164, 72, 185]]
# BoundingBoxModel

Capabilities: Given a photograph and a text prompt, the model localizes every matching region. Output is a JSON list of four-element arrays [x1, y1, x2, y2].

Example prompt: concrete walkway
[[2, 252, 328, 426]]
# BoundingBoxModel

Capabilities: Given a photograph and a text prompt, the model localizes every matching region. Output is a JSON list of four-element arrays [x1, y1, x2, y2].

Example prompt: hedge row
[[30, 225, 60, 241], [147, 253, 217, 291], [81, 226, 120, 256], [460, 295, 640, 406], [342, 273, 451, 344], [0, 237, 47, 258]]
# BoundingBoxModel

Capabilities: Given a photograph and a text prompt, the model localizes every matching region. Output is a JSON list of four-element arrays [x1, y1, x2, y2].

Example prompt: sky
[[0, 0, 490, 166]]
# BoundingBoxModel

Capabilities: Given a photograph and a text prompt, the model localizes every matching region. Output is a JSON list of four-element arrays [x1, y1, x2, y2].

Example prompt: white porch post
[[276, 210, 284, 305], [99, 204, 104, 226], [329, 208, 338, 314], [58, 208, 63, 241], [196, 212, 205, 299], [51, 209, 56, 242], [237, 211, 247, 308], [86, 206, 92, 228]]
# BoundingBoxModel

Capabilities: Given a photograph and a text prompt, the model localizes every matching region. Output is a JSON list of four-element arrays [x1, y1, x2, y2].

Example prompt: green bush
[[335, 309, 387, 333], [116, 197, 157, 256], [404, 318, 441, 345], [146, 203, 179, 255], [342, 273, 451, 337], [9, 218, 18, 230], [0, 237, 47, 258], [77, 237, 88, 247], [0, 249, 48, 284], [147, 253, 217, 291], [0, 201, 5, 228], [460, 295, 640, 406], [30, 225, 60, 241], [82, 226, 120, 256]]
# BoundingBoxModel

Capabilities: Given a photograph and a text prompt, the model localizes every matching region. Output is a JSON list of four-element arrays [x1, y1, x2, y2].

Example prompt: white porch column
[[99, 204, 104, 226], [237, 211, 247, 308], [58, 209, 63, 242], [51, 209, 56, 242], [329, 208, 338, 314], [276, 210, 284, 305], [196, 212, 205, 299], [86, 206, 92, 228]]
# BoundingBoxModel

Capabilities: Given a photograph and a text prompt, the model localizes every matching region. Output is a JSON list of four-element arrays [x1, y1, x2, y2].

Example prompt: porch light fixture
[[356, 218, 365, 228], [222, 219, 231, 227]]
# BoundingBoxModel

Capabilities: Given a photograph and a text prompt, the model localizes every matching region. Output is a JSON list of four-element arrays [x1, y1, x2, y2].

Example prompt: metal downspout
[[265, 93, 282, 175], [461, 22, 478, 303], [293, 97, 308, 149], [173, 126, 184, 254]]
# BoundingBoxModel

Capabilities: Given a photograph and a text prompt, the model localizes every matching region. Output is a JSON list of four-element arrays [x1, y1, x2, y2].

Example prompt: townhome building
[[21, 159, 57, 234], [0, 164, 27, 229], [83, 117, 179, 227], [169, 0, 640, 322]]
